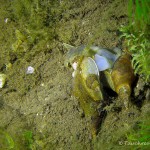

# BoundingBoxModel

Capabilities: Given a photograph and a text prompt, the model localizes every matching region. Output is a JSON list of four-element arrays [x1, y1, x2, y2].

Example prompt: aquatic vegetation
[[10, 0, 62, 58], [120, 0, 150, 82], [23, 130, 34, 150], [93, 115, 150, 150], [120, 25, 150, 82], [126, 117, 150, 150], [11, 29, 29, 58], [10, 0, 75, 45], [0, 129, 34, 150], [128, 0, 150, 32], [0, 129, 14, 149]]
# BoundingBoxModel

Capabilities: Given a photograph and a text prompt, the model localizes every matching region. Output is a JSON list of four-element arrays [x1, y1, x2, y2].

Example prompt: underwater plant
[[126, 118, 150, 150], [120, 0, 150, 82], [23, 130, 34, 150], [120, 25, 150, 82], [10, 0, 62, 58], [128, 0, 150, 32], [0, 129, 34, 150], [0, 129, 15, 149]]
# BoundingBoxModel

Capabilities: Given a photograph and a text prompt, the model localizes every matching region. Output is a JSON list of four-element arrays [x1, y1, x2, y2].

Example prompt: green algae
[[0, 129, 15, 149]]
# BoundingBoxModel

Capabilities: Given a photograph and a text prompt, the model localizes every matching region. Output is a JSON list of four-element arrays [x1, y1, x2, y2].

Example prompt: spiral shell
[[111, 53, 135, 108]]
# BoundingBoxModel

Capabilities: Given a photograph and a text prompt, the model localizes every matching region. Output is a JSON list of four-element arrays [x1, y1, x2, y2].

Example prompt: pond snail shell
[[111, 53, 135, 108]]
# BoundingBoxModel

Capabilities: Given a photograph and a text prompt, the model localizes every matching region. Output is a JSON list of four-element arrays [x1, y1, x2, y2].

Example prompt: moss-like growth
[[0, 129, 34, 150], [126, 120, 150, 150], [23, 130, 34, 150], [128, 0, 150, 32], [0, 129, 15, 149], [10, 0, 62, 59]]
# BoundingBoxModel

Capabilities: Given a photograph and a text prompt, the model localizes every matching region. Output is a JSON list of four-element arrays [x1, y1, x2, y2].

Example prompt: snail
[[64, 44, 135, 137], [111, 53, 135, 109]]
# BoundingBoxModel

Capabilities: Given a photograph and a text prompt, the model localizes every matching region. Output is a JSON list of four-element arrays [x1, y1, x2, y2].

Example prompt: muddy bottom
[[0, 0, 150, 150]]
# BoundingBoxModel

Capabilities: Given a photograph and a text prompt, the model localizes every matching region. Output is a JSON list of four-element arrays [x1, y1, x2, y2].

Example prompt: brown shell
[[111, 53, 135, 99]]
